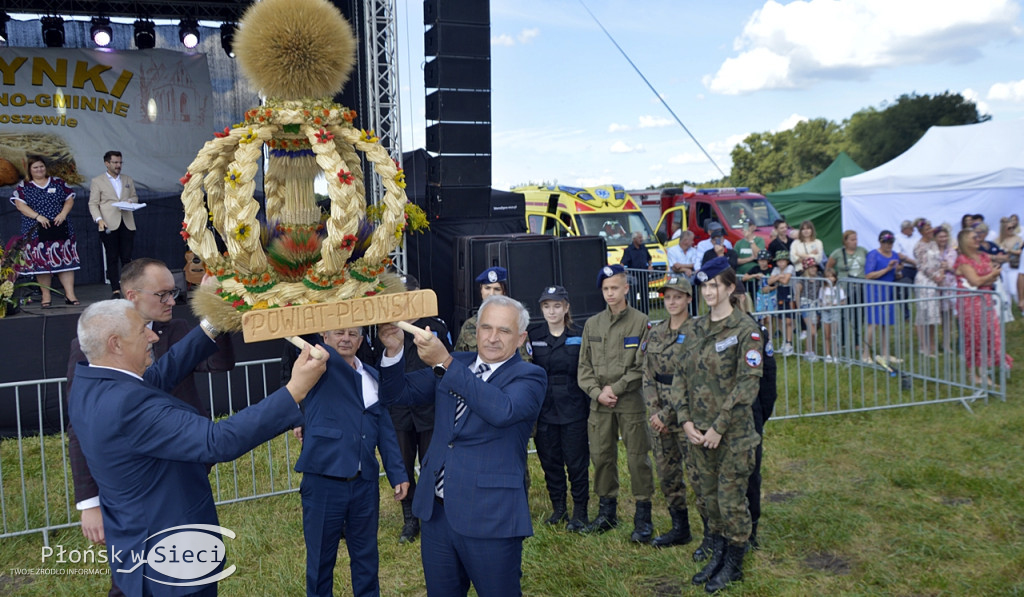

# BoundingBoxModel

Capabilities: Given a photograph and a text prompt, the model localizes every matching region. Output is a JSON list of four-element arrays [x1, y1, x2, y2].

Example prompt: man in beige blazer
[[89, 151, 139, 298]]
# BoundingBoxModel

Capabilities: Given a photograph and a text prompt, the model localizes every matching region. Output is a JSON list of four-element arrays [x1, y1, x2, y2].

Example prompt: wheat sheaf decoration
[[179, 0, 425, 333]]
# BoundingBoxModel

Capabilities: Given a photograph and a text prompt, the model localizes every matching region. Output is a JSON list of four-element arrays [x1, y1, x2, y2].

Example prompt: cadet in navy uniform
[[527, 286, 590, 531]]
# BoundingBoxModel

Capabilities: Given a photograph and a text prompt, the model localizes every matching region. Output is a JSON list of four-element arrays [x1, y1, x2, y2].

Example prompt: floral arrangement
[[0, 229, 33, 317]]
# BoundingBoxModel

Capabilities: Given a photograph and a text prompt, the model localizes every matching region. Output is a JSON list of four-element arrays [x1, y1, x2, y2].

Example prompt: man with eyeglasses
[[64, 257, 234, 597]]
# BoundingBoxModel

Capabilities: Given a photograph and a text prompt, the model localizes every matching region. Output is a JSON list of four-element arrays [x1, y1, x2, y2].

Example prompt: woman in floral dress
[[954, 228, 1012, 385], [913, 219, 942, 356]]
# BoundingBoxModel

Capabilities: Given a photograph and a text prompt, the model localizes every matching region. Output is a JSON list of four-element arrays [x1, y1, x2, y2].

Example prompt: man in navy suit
[[69, 300, 327, 597], [295, 327, 409, 597], [378, 295, 546, 597]]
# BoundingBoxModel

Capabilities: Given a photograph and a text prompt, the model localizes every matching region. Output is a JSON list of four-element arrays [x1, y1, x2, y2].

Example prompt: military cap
[[596, 264, 627, 288], [696, 256, 732, 283], [475, 266, 508, 284], [661, 275, 692, 295], [538, 285, 569, 303]]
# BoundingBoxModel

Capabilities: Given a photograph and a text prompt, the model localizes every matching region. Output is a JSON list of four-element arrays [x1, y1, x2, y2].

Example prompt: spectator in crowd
[[700, 226, 738, 271], [826, 230, 869, 359], [790, 220, 824, 273], [996, 215, 1022, 311], [577, 265, 654, 541], [864, 230, 903, 366], [745, 250, 776, 336], [695, 222, 732, 265], [893, 219, 919, 321], [954, 228, 1013, 385], [767, 218, 792, 258], [527, 286, 590, 532], [768, 251, 795, 356], [296, 327, 409, 597], [89, 151, 139, 299], [794, 258, 824, 361], [10, 155, 81, 307], [642, 275, 697, 549], [621, 231, 653, 270], [934, 225, 958, 352], [819, 268, 846, 363], [913, 219, 944, 357], [733, 221, 765, 277], [974, 222, 1013, 323], [667, 230, 700, 282]]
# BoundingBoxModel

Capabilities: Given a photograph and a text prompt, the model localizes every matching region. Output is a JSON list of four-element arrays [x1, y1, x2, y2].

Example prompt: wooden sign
[[241, 289, 438, 343]]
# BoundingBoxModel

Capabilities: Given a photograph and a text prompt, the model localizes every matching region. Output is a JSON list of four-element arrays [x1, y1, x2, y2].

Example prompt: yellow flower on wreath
[[359, 129, 379, 143], [239, 128, 258, 144], [233, 222, 252, 242], [225, 168, 243, 188]]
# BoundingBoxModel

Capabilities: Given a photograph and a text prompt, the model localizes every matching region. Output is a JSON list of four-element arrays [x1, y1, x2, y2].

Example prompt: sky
[[395, 0, 1024, 192]]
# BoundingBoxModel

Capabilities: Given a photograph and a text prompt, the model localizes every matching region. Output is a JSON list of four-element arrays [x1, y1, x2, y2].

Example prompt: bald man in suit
[[89, 150, 139, 298]]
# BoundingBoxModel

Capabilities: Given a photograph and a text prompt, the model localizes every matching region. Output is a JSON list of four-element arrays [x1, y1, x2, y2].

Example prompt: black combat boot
[[545, 499, 568, 525], [691, 535, 726, 585], [651, 507, 692, 547], [692, 515, 714, 562], [566, 501, 589, 533], [584, 497, 618, 533], [704, 542, 746, 593], [398, 500, 419, 544], [630, 500, 653, 543], [747, 521, 759, 551]]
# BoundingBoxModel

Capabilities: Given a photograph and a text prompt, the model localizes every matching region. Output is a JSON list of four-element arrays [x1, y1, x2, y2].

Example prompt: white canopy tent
[[840, 119, 1024, 248]]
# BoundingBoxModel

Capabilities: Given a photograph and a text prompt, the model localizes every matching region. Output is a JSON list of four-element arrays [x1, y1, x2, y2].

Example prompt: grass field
[[1, 319, 1022, 596]]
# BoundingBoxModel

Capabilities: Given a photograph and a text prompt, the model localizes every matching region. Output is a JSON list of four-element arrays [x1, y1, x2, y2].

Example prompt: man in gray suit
[[89, 151, 139, 298]]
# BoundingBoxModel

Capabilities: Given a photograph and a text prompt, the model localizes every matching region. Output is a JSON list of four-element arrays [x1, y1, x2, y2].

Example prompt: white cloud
[[649, 164, 664, 171], [574, 176, 614, 188], [608, 123, 631, 132], [517, 28, 540, 44], [639, 115, 673, 128], [668, 153, 706, 165], [651, 92, 668, 104], [610, 141, 645, 153], [961, 88, 990, 115], [988, 78, 1024, 102], [491, 34, 515, 47], [776, 113, 808, 132], [706, 0, 1022, 95]]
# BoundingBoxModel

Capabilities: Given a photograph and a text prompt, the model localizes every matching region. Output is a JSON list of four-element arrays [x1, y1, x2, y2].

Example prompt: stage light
[[1, 12, 10, 44], [134, 19, 155, 49], [179, 18, 199, 49], [41, 16, 65, 48], [220, 23, 236, 58], [91, 17, 112, 47]]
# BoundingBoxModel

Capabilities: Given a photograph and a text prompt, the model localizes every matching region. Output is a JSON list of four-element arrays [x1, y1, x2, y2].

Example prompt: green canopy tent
[[767, 152, 865, 255]]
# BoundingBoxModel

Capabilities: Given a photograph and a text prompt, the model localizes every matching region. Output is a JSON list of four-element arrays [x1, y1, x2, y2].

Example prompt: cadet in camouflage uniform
[[642, 275, 698, 548], [672, 257, 762, 594], [578, 265, 654, 542], [455, 266, 531, 361]]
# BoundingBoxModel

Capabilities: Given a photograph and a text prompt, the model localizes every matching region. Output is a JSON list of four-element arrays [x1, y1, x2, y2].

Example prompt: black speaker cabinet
[[486, 237, 559, 322], [427, 186, 492, 220], [425, 56, 490, 91], [426, 90, 491, 123], [556, 236, 608, 319], [426, 123, 491, 155], [424, 0, 490, 25], [427, 155, 491, 187], [425, 23, 490, 58], [454, 234, 540, 313]]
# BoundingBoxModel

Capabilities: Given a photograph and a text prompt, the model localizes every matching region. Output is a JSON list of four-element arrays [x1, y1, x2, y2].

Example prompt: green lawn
[[1, 320, 1022, 596]]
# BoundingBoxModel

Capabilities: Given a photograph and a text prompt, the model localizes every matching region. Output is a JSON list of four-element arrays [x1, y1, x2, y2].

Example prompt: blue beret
[[596, 264, 627, 288], [475, 266, 508, 284], [696, 257, 732, 284]]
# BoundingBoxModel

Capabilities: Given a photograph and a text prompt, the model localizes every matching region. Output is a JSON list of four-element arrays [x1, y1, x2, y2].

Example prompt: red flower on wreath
[[337, 170, 354, 185], [315, 129, 334, 143], [343, 109, 357, 123], [179, 221, 190, 241], [180, 172, 192, 185], [340, 234, 359, 251], [213, 126, 231, 138]]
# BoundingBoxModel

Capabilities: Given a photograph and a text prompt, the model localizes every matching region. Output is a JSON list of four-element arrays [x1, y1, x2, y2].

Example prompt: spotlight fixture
[[41, 16, 65, 48], [1, 12, 10, 44], [178, 18, 199, 49], [133, 19, 155, 49], [91, 17, 112, 47], [220, 23, 236, 58]]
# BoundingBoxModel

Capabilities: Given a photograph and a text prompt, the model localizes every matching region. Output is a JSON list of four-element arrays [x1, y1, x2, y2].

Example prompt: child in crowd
[[794, 258, 825, 361], [819, 268, 847, 363], [745, 249, 776, 336], [769, 250, 795, 356]]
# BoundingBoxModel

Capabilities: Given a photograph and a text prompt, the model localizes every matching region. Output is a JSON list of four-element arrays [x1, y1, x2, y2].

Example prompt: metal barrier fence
[[0, 276, 1011, 541]]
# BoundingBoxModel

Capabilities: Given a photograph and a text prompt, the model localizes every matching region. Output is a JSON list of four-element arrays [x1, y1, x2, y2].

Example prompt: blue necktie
[[436, 362, 490, 499]]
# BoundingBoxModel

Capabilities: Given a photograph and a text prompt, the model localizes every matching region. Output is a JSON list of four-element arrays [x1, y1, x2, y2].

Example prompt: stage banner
[[0, 47, 213, 192]]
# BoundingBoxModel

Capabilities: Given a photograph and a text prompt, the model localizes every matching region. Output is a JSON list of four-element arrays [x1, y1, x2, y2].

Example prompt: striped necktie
[[436, 362, 490, 499]]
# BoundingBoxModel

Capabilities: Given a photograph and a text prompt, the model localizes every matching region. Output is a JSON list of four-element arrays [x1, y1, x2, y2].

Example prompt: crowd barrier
[[0, 276, 1010, 542]]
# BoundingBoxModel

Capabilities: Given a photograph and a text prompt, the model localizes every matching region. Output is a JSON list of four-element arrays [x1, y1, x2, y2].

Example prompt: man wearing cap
[[577, 264, 654, 540], [455, 267, 531, 361], [642, 275, 698, 548], [695, 223, 733, 269], [699, 226, 738, 272]]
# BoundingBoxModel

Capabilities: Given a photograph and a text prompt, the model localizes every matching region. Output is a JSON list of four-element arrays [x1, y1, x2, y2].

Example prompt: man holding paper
[[89, 150, 139, 298]]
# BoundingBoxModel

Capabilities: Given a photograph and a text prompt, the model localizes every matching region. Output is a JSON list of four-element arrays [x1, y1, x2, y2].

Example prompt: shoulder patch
[[565, 336, 582, 346], [640, 340, 648, 352], [765, 341, 774, 357], [647, 321, 653, 329], [525, 341, 533, 356], [676, 334, 686, 344], [745, 349, 762, 368], [751, 331, 761, 341]]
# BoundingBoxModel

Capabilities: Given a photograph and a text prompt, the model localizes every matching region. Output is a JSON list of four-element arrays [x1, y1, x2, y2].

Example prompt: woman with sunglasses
[[863, 230, 902, 366]]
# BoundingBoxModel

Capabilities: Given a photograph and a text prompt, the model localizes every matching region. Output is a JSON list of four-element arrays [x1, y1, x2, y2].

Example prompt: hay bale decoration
[[179, 0, 432, 348]]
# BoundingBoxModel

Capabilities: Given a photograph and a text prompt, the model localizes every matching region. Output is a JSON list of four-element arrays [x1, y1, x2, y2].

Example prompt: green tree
[[728, 118, 844, 193], [845, 92, 989, 169]]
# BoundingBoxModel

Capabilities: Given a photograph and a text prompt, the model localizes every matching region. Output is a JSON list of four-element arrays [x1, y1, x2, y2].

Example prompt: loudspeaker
[[427, 186, 492, 220], [556, 236, 608, 319], [426, 90, 491, 123], [486, 237, 559, 322], [428, 155, 491, 187], [454, 234, 538, 313], [425, 23, 490, 58], [424, 0, 489, 25], [425, 56, 490, 90], [427, 123, 491, 154]]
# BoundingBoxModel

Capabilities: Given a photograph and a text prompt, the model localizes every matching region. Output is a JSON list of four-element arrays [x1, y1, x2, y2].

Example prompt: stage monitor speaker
[[424, 0, 489, 26], [425, 56, 490, 91], [454, 234, 540, 313], [428, 155, 491, 187], [425, 23, 490, 58], [556, 236, 608, 319], [486, 237, 559, 322], [426, 90, 491, 123], [427, 186, 492, 220], [427, 123, 491, 155]]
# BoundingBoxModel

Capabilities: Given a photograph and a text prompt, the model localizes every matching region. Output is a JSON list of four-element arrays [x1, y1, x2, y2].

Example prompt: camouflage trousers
[[649, 424, 703, 513], [588, 409, 654, 500], [689, 440, 757, 545]]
